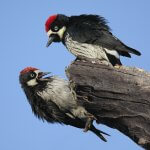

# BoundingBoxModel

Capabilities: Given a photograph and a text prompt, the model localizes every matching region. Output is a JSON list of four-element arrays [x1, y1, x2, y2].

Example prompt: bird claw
[[83, 114, 97, 132], [82, 96, 93, 103], [84, 118, 93, 132], [114, 64, 122, 69]]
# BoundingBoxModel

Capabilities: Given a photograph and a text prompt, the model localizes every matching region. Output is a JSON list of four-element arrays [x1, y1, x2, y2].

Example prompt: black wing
[[68, 15, 141, 57], [46, 100, 90, 129]]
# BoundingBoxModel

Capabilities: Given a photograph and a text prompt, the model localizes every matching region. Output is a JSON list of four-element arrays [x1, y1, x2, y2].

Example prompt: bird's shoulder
[[66, 14, 110, 43], [69, 14, 110, 30]]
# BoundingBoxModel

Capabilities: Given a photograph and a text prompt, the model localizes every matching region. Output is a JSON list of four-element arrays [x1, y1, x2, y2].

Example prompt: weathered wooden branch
[[66, 61, 150, 150]]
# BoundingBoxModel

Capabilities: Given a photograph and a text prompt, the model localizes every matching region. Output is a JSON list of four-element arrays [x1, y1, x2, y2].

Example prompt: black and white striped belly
[[64, 33, 120, 62]]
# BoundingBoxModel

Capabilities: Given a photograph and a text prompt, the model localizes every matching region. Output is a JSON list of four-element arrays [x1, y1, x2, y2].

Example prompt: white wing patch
[[105, 49, 120, 59]]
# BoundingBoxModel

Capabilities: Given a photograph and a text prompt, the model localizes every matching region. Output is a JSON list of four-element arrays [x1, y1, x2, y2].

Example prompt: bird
[[19, 67, 110, 141], [45, 14, 141, 66]]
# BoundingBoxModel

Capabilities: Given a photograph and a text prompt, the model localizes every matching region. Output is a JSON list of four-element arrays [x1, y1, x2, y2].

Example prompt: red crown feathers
[[45, 14, 57, 32], [20, 67, 38, 75]]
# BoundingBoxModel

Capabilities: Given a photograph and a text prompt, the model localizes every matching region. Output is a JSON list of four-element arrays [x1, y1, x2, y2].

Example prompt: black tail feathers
[[90, 125, 110, 142], [126, 46, 141, 56]]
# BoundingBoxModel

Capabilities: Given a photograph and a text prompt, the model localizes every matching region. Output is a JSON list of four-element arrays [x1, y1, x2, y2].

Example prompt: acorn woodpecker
[[19, 67, 109, 141], [45, 14, 141, 66]]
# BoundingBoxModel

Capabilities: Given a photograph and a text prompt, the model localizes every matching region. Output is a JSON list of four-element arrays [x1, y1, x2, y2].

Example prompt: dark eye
[[54, 26, 59, 31], [30, 72, 36, 78]]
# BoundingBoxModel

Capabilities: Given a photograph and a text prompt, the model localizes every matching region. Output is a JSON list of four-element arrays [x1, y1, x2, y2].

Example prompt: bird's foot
[[75, 55, 88, 62], [75, 56, 100, 64], [82, 96, 92, 103], [84, 117, 93, 132], [97, 60, 113, 66], [75, 56, 113, 67], [83, 114, 97, 132], [75, 55, 96, 63], [114, 64, 122, 69]]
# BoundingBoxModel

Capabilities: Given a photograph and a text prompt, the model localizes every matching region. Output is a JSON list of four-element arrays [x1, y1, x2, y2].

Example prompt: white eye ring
[[54, 26, 59, 31]]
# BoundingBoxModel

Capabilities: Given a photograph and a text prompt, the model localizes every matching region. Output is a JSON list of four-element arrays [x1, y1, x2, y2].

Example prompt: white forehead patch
[[27, 70, 41, 87], [34, 70, 41, 74], [47, 26, 66, 39]]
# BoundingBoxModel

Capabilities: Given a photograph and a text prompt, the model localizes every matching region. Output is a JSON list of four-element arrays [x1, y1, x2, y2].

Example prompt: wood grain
[[66, 61, 150, 150]]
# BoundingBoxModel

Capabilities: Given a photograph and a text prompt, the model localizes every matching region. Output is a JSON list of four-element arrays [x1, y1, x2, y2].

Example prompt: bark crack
[[66, 61, 150, 150]]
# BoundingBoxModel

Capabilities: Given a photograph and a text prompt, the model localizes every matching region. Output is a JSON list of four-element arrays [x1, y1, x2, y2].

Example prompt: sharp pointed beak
[[46, 34, 57, 47], [38, 72, 51, 81]]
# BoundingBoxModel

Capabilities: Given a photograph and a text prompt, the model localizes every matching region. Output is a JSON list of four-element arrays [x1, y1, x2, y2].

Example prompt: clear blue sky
[[0, 0, 149, 150]]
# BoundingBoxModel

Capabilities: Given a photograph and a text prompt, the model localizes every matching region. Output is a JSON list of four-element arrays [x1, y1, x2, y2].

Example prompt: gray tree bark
[[66, 60, 150, 150]]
